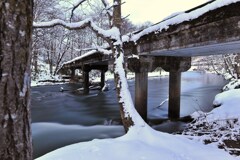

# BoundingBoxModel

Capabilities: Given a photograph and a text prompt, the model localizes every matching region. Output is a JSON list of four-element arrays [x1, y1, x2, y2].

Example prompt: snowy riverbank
[[182, 79, 240, 156], [31, 70, 169, 87]]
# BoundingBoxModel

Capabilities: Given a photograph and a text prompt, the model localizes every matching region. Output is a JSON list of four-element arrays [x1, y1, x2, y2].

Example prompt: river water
[[31, 71, 226, 158]]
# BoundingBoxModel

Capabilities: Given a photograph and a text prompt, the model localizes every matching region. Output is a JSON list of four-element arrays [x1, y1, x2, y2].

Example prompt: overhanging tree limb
[[33, 18, 119, 44]]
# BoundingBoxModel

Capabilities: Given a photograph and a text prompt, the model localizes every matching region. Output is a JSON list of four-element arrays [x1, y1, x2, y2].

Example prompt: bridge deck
[[61, 0, 240, 69]]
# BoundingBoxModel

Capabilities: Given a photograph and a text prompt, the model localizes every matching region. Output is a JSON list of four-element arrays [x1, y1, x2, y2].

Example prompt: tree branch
[[33, 18, 120, 44], [70, 0, 87, 22], [101, 0, 113, 26]]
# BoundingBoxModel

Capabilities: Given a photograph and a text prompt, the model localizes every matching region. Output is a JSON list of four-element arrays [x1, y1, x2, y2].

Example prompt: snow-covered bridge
[[59, 0, 240, 121]]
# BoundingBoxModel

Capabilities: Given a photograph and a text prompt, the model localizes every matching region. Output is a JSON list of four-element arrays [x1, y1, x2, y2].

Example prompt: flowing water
[[31, 71, 226, 158]]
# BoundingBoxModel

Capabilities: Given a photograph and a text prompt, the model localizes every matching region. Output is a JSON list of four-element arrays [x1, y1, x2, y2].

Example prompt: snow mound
[[223, 79, 240, 91], [184, 89, 240, 156], [36, 126, 236, 160], [191, 89, 240, 123], [209, 89, 240, 121]]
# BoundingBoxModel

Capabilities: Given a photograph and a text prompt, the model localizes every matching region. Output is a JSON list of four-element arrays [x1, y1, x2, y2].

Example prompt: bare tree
[[0, 1, 33, 160], [222, 53, 240, 79]]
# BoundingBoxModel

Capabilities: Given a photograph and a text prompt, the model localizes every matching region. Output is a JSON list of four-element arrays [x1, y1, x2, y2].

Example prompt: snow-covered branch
[[33, 18, 90, 30], [33, 18, 120, 43]]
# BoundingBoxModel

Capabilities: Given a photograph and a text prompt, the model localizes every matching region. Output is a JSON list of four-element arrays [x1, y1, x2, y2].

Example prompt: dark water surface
[[31, 71, 226, 158]]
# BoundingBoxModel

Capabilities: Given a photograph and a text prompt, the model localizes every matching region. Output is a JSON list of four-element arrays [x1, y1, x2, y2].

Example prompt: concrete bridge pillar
[[82, 65, 108, 94], [169, 71, 181, 119], [160, 56, 191, 119], [135, 71, 148, 121], [128, 57, 157, 122], [83, 71, 89, 94], [100, 71, 105, 89], [70, 68, 76, 82], [83, 66, 91, 94], [100, 66, 108, 89]]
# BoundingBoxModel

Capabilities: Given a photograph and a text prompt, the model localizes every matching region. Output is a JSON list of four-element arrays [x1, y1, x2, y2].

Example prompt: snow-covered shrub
[[182, 89, 240, 156], [223, 79, 240, 91]]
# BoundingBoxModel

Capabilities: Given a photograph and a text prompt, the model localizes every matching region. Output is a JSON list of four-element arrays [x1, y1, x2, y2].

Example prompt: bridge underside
[[140, 40, 240, 57]]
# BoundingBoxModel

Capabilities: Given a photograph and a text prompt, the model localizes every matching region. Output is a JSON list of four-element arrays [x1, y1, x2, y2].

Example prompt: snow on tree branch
[[33, 18, 91, 30], [33, 18, 121, 43]]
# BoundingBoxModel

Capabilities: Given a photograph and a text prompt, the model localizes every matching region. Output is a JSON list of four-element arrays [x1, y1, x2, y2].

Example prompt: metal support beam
[[135, 71, 148, 122], [168, 71, 181, 119]]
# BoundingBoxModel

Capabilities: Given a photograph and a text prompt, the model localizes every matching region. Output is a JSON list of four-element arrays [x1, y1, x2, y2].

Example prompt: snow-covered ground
[[36, 124, 237, 160], [182, 79, 240, 157]]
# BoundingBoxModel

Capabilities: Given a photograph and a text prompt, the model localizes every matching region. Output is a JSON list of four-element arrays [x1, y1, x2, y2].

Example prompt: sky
[[122, 0, 209, 25]]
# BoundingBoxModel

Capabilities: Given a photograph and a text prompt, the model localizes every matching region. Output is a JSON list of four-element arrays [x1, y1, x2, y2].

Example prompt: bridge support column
[[83, 65, 91, 94], [160, 56, 191, 120], [83, 70, 89, 94], [100, 70, 105, 89], [128, 56, 157, 122], [135, 71, 148, 121], [169, 71, 181, 119], [70, 68, 76, 82]]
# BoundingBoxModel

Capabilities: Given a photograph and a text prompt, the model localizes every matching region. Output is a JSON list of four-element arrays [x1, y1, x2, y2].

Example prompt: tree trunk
[[0, 1, 33, 160], [112, 0, 134, 132]]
